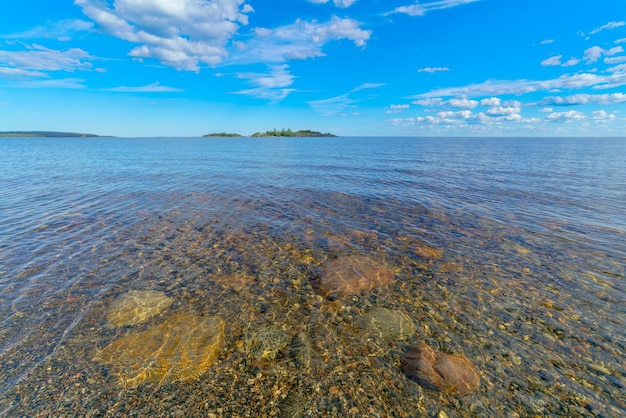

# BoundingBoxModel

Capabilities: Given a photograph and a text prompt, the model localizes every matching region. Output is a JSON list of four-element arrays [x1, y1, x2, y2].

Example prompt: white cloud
[[540, 39, 554, 45], [617, 38, 626, 44], [590, 21, 626, 35], [11, 77, 86, 89], [75, 0, 253, 71], [0, 67, 48, 78], [232, 16, 371, 64], [308, 82, 380, 116], [592, 110, 616, 121], [584, 46, 624, 63], [605, 56, 626, 64], [413, 71, 626, 99], [417, 66, 449, 73], [546, 110, 585, 122], [562, 57, 580, 67], [541, 55, 562, 66], [234, 64, 295, 101], [308, 0, 358, 7], [390, 104, 410, 109], [538, 93, 626, 106], [0, 44, 93, 72], [448, 98, 478, 108], [412, 97, 444, 106], [480, 97, 500, 106], [351, 82, 385, 92], [1, 19, 94, 41], [485, 106, 520, 116], [105, 82, 183, 92], [386, 0, 479, 17]]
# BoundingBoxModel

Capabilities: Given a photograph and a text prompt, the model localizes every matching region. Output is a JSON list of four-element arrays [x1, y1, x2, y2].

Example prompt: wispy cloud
[[308, 0, 358, 7], [590, 21, 626, 35], [75, 0, 253, 71], [11, 77, 86, 89], [540, 39, 554, 45], [231, 16, 371, 64], [1, 19, 94, 41], [412, 71, 626, 99], [0, 44, 94, 73], [417, 67, 449, 73], [308, 82, 383, 116], [386, 0, 479, 17], [233, 64, 295, 102], [105, 82, 183, 92]]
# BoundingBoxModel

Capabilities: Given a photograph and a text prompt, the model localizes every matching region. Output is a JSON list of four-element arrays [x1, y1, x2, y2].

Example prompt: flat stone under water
[[95, 312, 224, 387], [106, 289, 173, 327]]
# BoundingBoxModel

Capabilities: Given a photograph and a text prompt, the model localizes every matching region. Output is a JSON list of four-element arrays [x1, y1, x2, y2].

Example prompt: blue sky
[[1, 0, 625, 137]]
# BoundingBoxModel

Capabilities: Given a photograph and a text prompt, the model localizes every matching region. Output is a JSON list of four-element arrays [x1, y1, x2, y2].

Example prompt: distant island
[[203, 129, 336, 138], [0, 131, 112, 138]]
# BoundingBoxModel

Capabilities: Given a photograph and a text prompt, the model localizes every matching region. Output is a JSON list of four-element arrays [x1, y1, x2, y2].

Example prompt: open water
[[0, 136, 624, 416]]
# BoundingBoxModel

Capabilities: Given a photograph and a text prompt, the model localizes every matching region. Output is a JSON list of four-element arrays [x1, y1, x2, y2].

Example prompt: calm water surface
[[0, 137, 624, 416]]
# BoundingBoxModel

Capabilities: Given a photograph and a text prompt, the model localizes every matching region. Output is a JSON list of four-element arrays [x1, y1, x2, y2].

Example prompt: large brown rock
[[401, 343, 480, 395], [312, 255, 394, 299], [95, 313, 224, 387]]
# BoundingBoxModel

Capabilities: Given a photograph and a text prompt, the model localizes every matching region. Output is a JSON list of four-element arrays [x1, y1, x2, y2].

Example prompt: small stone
[[437, 411, 449, 418], [588, 363, 611, 375], [401, 343, 480, 395]]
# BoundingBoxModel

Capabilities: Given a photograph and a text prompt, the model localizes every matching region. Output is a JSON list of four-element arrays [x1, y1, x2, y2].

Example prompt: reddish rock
[[401, 343, 480, 395], [312, 255, 394, 299]]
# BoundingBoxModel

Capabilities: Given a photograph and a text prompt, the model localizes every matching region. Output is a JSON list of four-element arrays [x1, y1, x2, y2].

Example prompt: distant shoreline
[[204, 129, 337, 138], [0, 131, 113, 138]]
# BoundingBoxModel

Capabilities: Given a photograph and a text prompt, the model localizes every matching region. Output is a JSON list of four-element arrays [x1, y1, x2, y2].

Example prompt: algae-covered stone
[[106, 289, 173, 327], [246, 326, 291, 361], [95, 313, 224, 387], [401, 343, 480, 395], [312, 256, 394, 299], [359, 307, 416, 341]]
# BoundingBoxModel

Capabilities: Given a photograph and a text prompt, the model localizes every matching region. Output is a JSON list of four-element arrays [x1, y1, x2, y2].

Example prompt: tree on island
[[202, 132, 243, 137], [251, 129, 336, 137]]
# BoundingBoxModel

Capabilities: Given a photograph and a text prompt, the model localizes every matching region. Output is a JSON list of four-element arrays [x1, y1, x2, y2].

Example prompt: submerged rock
[[290, 332, 322, 369], [359, 307, 416, 341], [95, 313, 224, 387], [312, 255, 394, 299], [401, 343, 480, 395], [106, 289, 173, 327], [245, 326, 291, 361]]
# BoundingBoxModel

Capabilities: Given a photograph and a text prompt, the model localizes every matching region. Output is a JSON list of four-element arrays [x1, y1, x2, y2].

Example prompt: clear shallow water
[[0, 136, 624, 416]]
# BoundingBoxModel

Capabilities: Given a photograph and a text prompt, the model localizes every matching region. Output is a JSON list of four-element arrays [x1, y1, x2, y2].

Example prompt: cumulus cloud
[[592, 110, 616, 121], [546, 110, 585, 122], [605, 55, 626, 64], [538, 92, 626, 106], [584, 46, 623, 63], [234, 64, 295, 101], [590, 21, 626, 35], [386, 0, 479, 17], [480, 97, 500, 106], [417, 66, 449, 73], [541, 55, 580, 67], [75, 0, 253, 71], [308, 0, 358, 7], [0, 44, 93, 72], [448, 98, 478, 109], [232, 16, 371, 64]]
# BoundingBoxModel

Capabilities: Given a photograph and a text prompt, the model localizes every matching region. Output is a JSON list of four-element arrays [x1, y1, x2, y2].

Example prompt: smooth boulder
[[401, 343, 480, 395]]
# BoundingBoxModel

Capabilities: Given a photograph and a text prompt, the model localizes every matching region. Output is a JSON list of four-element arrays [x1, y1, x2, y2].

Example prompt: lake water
[[0, 136, 624, 416]]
